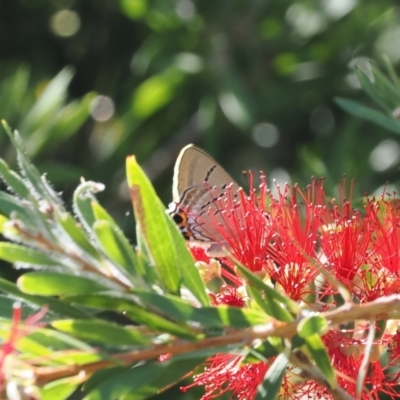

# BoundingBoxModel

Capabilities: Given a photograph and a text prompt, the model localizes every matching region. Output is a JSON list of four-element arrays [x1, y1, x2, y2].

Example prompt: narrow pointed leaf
[[335, 97, 400, 134], [0, 243, 60, 266], [0, 191, 33, 219], [73, 180, 104, 233], [126, 156, 180, 294], [55, 211, 100, 260], [91, 201, 116, 223], [256, 352, 289, 399], [382, 55, 400, 90], [2, 121, 62, 205], [69, 292, 196, 338], [91, 202, 146, 279], [52, 319, 150, 346], [371, 65, 400, 107], [134, 290, 268, 328], [0, 277, 90, 318], [84, 356, 205, 400], [27, 328, 96, 352], [297, 315, 328, 337], [126, 156, 207, 305], [164, 211, 209, 306], [355, 68, 390, 112], [93, 220, 138, 277], [18, 272, 111, 296], [42, 378, 81, 400], [304, 334, 336, 389], [0, 159, 30, 198], [236, 263, 298, 316]]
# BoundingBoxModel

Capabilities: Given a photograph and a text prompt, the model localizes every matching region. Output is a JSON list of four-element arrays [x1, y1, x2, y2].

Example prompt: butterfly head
[[167, 202, 193, 240]]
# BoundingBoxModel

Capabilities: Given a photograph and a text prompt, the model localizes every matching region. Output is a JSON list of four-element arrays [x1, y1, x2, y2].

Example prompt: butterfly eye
[[172, 213, 185, 225], [171, 211, 193, 240]]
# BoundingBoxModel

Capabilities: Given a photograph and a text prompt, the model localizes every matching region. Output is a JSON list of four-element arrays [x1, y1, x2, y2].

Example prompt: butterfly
[[167, 144, 241, 252]]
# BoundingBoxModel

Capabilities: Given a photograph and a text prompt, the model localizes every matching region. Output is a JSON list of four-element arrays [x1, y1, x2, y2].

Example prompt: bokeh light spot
[[252, 123, 279, 148], [376, 26, 400, 63], [119, 0, 147, 19], [175, 53, 203, 73], [273, 53, 298, 75], [90, 96, 115, 122], [176, 0, 195, 20], [50, 10, 80, 37], [270, 168, 291, 197], [321, 0, 357, 19], [369, 140, 400, 172], [286, 4, 326, 38]]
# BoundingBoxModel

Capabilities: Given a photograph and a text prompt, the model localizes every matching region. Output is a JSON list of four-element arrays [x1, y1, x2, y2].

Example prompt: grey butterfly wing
[[173, 144, 240, 202], [172, 144, 241, 244]]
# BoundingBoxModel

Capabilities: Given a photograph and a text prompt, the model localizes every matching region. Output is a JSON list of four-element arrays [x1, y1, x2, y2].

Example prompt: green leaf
[[2, 122, 62, 205], [0, 295, 44, 320], [93, 220, 138, 278], [371, 65, 400, 109], [304, 334, 336, 389], [18, 272, 111, 296], [297, 315, 328, 337], [42, 377, 81, 400], [126, 156, 180, 294], [235, 263, 298, 318], [0, 242, 60, 266], [255, 351, 289, 399], [84, 355, 205, 400], [0, 277, 90, 318], [55, 211, 100, 260], [73, 180, 104, 233], [131, 67, 185, 119], [355, 67, 391, 112], [335, 97, 400, 134], [164, 212, 209, 306], [39, 92, 95, 152], [0, 191, 33, 219], [91, 201, 116, 223], [21, 67, 74, 132], [0, 158, 30, 198], [126, 155, 207, 305], [92, 201, 147, 281], [27, 328, 96, 353], [134, 290, 268, 329], [69, 292, 196, 338], [52, 319, 150, 346], [382, 55, 400, 90]]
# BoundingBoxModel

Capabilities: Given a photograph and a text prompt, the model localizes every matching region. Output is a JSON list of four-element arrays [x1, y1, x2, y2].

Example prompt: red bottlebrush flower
[[322, 194, 400, 302], [182, 285, 252, 398], [181, 354, 268, 400], [209, 285, 246, 308], [182, 175, 400, 399], [265, 181, 322, 301], [190, 245, 212, 264], [317, 179, 373, 284], [0, 303, 23, 377], [194, 174, 273, 274], [0, 303, 47, 394], [356, 197, 400, 301], [189, 243, 240, 285]]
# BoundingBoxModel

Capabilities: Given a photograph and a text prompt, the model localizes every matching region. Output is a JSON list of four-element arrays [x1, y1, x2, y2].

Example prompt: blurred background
[[1, 0, 400, 236], [2, 2, 400, 399]]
